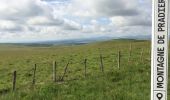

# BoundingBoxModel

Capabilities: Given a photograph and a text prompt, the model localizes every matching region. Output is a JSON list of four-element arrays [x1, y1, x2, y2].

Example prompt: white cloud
[[62, 19, 82, 30], [0, 0, 153, 42], [27, 16, 52, 25], [110, 16, 127, 27], [65, 0, 139, 17], [0, 0, 51, 20], [0, 20, 22, 31], [27, 16, 63, 26]]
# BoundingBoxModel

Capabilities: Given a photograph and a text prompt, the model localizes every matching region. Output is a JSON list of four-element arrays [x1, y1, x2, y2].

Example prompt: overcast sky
[[0, 0, 156, 42]]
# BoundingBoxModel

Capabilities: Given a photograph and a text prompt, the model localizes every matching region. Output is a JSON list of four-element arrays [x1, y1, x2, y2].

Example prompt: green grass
[[0, 40, 169, 100]]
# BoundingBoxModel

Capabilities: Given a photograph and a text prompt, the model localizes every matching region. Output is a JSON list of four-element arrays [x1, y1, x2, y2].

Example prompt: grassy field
[[0, 40, 169, 100]]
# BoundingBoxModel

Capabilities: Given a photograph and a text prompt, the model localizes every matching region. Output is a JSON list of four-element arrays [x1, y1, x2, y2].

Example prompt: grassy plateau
[[0, 40, 169, 100]]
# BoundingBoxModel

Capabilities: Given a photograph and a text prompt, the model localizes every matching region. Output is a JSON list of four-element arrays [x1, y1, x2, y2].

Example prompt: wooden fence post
[[118, 51, 120, 69], [84, 59, 87, 77], [32, 64, 36, 85], [149, 49, 151, 60], [12, 71, 16, 91], [53, 61, 57, 82], [60, 62, 69, 81], [99, 49, 104, 73], [140, 48, 144, 62], [128, 43, 132, 62]]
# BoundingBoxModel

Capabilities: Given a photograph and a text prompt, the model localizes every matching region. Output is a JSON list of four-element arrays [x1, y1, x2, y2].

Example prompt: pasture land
[[0, 40, 169, 100]]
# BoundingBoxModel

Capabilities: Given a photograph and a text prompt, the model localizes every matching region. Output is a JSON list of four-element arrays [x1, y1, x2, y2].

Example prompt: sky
[[0, 0, 164, 43]]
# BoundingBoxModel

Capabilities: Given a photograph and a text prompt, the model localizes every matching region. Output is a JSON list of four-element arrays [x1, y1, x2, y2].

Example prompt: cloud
[[0, 20, 23, 32], [65, 0, 139, 17], [27, 16, 63, 26], [62, 19, 82, 30], [53, 0, 151, 27], [93, 0, 139, 17], [0, 0, 51, 20], [110, 16, 151, 27], [0, 0, 153, 42]]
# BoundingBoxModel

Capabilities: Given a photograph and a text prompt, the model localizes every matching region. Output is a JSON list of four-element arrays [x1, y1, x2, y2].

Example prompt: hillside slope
[[0, 40, 169, 100]]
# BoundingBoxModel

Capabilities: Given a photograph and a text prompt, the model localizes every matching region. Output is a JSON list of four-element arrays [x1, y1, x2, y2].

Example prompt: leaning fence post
[[12, 71, 17, 91], [84, 58, 87, 77], [32, 64, 36, 85], [60, 62, 69, 81], [118, 51, 120, 69], [53, 61, 57, 82], [99, 49, 104, 73]]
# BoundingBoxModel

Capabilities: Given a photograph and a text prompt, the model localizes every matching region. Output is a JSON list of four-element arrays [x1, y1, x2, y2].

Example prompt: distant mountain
[[21, 36, 115, 45], [8, 36, 114, 47], [27, 34, 151, 44], [118, 34, 151, 40], [0, 34, 152, 46]]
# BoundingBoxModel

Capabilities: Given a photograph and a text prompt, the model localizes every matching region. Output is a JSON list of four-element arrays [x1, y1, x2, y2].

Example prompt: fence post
[[128, 43, 132, 62], [84, 58, 87, 78], [149, 48, 151, 60], [53, 61, 57, 82], [99, 49, 104, 73], [12, 71, 16, 91], [32, 64, 36, 85], [140, 48, 144, 62], [60, 62, 69, 81], [118, 51, 120, 69]]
